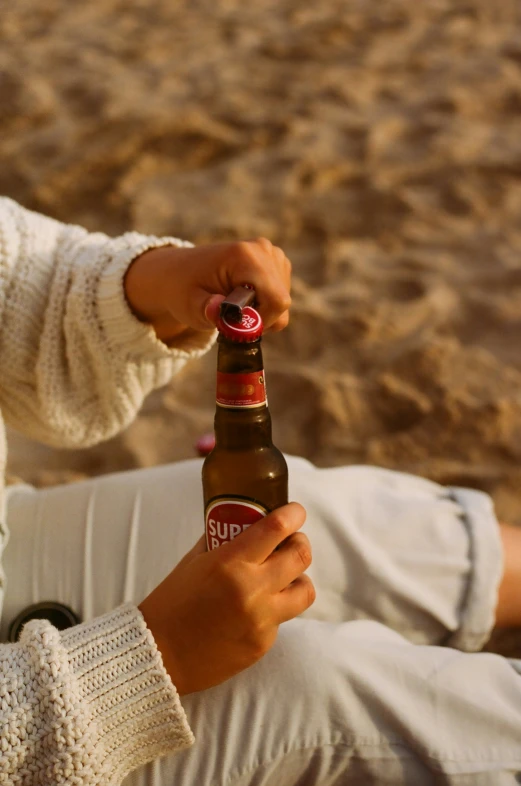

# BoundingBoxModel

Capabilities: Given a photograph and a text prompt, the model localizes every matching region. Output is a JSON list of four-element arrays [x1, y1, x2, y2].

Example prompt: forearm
[[0, 198, 214, 447]]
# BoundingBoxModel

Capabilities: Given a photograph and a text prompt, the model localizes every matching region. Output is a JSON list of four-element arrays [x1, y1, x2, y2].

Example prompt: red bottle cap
[[216, 306, 264, 342]]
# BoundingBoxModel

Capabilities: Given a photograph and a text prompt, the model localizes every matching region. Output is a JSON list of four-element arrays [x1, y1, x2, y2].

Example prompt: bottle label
[[216, 370, 267, 409], [205, 497, 268, 550]]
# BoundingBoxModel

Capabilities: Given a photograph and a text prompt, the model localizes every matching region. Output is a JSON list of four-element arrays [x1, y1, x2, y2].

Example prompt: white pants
[[3, 457, 521, 784]]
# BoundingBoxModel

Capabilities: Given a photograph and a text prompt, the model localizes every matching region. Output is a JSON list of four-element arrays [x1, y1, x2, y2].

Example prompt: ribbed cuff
[[446, 487, 503, 652], [97, 232, 216, 361], [61, 603, 194, 783]]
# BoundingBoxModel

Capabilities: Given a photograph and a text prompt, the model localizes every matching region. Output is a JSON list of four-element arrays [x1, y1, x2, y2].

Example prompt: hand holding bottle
[[138, 502, 314, 696], [124, 238, 292, 343]]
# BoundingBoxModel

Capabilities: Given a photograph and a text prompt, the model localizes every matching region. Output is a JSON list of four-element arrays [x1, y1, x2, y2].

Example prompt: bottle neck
[[214, 336, 273, 450], [216, 335, 264, 374]]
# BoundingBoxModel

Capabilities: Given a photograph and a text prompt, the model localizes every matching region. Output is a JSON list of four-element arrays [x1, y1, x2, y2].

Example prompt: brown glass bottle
[[202, 308, 288, 550]]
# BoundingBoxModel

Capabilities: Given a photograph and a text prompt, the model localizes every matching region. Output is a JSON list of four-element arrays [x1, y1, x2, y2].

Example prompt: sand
[[3, 0, 521, 531]]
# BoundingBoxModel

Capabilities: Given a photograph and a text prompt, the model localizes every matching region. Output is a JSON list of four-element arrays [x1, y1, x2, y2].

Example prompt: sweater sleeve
[[0, 197, 216, 447], [1, 604, 194, 784]]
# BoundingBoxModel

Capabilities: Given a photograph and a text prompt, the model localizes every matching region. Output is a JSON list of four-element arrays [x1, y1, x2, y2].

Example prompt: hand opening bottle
[[202, 305, 288, 550]]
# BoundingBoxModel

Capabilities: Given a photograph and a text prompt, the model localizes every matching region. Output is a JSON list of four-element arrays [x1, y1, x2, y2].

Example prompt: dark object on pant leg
[[8, 601, 81, 642]]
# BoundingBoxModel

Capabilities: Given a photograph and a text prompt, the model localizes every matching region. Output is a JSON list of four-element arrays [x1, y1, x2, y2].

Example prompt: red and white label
[[216, 371, 267, 408], [205, 498, 267, 550]]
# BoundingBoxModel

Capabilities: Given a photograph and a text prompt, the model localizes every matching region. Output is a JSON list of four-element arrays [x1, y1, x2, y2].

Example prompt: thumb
[[203, 294, 226, 328]]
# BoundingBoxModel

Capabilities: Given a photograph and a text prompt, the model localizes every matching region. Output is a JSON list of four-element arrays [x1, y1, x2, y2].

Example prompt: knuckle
[[273, 245, 288, 265], [214, 545, 237, 572], [234, 240, 256, 260], [280, 293, 292, 312], [293, 538, 312, 570], [217, 559, 250, 599], [265, 510, 291, 538], [305, 578, 317, 607], [235, 590, 262, 627], [247, 622, 274, 660], [234, 241, 264, 270], [248, 623, 267, 652], [254, 236, 273, 251], [241, 610, 269, 654]]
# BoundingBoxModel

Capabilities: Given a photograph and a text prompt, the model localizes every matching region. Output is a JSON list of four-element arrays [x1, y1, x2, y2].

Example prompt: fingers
[[203, 291, 288, 332], [226, 502, 307, 564], [268, 311, 290, 332], [275, 574, 316, 623], [185, 238, 292, 332], [232, 239, 292, 331], [265, 532, 312, 592]]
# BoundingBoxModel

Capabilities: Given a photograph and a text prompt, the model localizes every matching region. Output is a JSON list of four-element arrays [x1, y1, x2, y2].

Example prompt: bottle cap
[[216, 306, 264, 342]]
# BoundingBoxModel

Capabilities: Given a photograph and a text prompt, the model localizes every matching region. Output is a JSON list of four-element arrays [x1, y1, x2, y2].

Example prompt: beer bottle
[[202, 304, 288, 551]]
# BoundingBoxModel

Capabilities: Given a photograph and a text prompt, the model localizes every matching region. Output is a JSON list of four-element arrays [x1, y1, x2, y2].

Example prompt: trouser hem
[[446, 487, 503, 652]]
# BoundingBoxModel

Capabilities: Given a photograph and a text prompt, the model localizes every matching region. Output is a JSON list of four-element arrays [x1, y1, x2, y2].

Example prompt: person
[[0, 195, 521, 785]]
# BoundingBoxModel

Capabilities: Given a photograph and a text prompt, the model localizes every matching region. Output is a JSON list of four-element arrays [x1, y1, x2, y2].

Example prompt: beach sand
[[3, 0, 521, 540]]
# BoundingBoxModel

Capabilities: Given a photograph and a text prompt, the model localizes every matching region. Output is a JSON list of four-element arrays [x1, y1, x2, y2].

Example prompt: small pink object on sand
[[196, 432, 216, 457]]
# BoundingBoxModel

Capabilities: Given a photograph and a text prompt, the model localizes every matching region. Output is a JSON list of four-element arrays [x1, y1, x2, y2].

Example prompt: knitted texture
[[0, 197, 216, 782], [0, 604, 194, 783]]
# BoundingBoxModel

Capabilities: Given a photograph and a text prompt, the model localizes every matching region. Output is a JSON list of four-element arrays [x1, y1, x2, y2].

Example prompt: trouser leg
[[2, 457, 502, 650], [2, 459, 517, 785], [291, 462, 503, 650], [131, 619, 521, 786]]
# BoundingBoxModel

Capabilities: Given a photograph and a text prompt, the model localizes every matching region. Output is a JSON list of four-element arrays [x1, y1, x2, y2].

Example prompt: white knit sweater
[[0, 197, 216, 783]]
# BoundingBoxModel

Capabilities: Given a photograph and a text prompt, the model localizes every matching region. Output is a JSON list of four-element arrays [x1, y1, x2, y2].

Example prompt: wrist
[[124, 247, 189, 343], [138, 598, 187, 696]]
